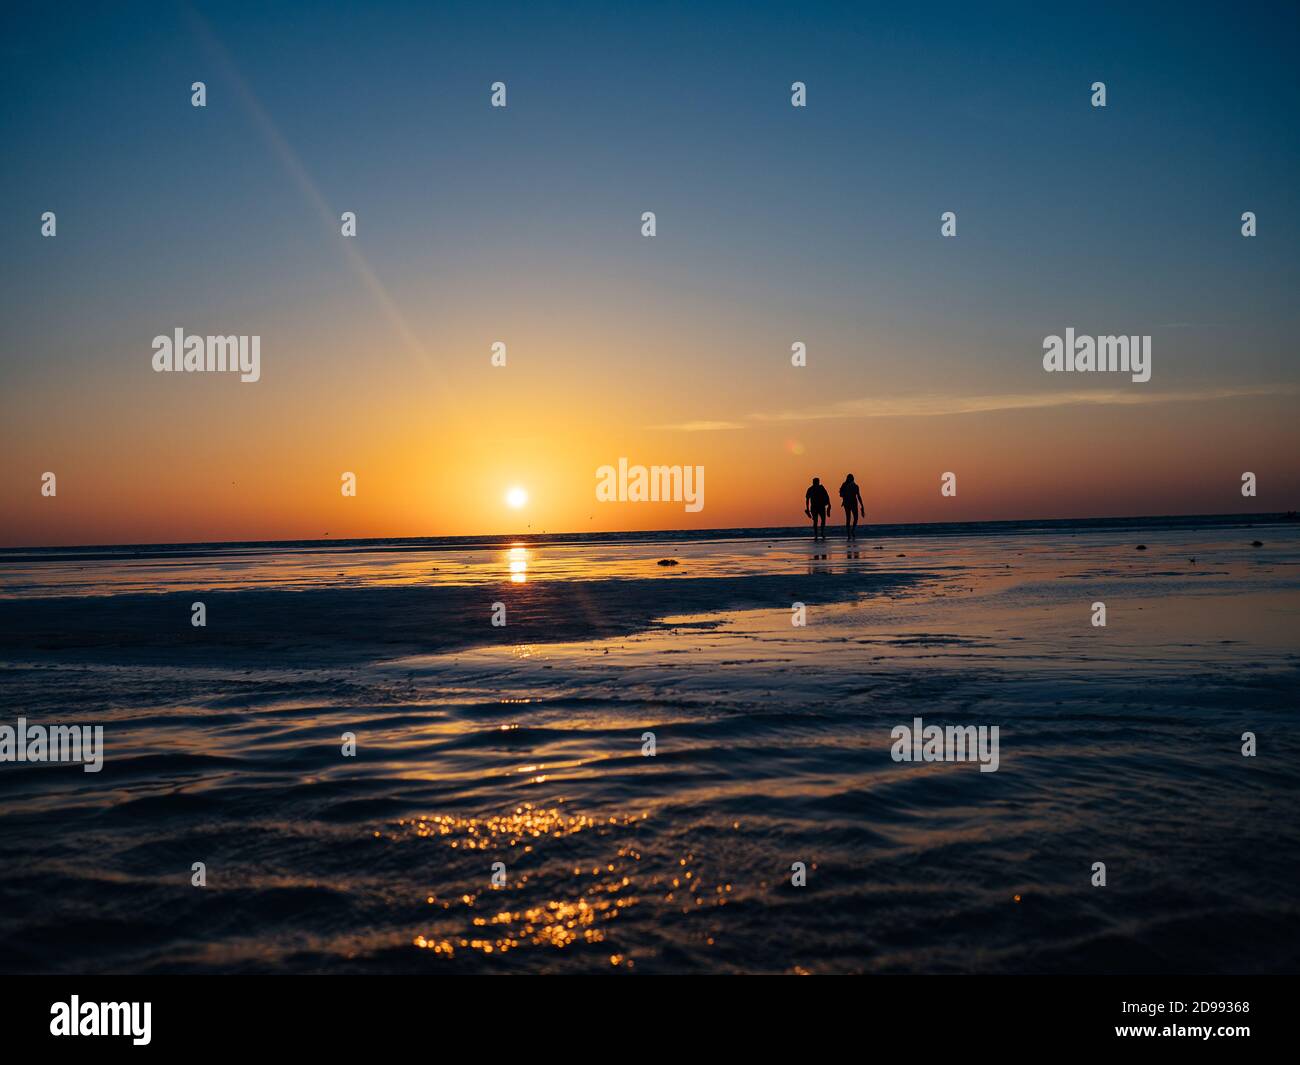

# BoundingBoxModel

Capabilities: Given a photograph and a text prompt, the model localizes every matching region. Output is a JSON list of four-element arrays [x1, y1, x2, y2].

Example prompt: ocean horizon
[[3, 510, 1293, 563]]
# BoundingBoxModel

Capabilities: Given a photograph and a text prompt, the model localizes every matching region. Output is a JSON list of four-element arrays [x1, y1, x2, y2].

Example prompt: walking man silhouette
[[804, 477, 831, 538], [839, 474, 864, 538]]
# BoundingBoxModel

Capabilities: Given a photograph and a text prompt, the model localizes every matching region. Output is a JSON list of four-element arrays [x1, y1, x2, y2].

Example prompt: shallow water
[[1, 522, 1298, 973]]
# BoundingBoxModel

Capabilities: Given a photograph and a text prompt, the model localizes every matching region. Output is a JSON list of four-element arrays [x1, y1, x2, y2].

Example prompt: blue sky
[[2, 1, 1298, 542]]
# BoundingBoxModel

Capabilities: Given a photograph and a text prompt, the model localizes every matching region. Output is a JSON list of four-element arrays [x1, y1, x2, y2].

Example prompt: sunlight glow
[[508, 546, 528, 583], [505, 486, 528, 509]]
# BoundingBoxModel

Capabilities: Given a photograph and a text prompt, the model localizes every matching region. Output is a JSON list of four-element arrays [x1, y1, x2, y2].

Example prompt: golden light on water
[[390, 804, 737, 965], [507, 546, 528, 583]]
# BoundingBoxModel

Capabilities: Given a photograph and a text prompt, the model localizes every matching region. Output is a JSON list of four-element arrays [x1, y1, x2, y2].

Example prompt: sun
[[505, 486, 528, 509]]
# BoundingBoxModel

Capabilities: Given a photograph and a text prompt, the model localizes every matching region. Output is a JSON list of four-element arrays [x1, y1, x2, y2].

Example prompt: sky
[[2, 0, 1298, 547]]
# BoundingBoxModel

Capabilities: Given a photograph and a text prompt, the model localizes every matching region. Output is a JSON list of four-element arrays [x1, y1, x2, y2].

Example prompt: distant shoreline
[[1, 512, 1293, 565]]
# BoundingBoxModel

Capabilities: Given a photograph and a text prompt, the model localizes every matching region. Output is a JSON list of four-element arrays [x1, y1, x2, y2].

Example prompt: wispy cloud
[[649, 385, 1294, 432], [747, 384, 1296, 424], [648, 420, 748, 432]]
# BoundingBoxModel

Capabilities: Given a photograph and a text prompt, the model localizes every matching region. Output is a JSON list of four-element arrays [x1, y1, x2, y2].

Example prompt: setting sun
[[505, 486, 528, 509]]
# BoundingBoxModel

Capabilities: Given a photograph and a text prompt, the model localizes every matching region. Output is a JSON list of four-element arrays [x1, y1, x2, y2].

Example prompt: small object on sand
[[657, 558, 679, 566], [1251, 540, 1264, 547], [896, 553, 906, 557], [1136, 544, 1147, 550]]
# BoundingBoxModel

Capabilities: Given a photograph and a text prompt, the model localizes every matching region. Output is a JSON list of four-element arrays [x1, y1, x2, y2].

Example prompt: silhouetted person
[[839, 474, 863, 538], [805, 477, 831, 538]]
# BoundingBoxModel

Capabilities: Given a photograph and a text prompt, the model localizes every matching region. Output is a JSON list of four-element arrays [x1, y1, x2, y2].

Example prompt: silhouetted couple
[[804, 475, 864, 539]]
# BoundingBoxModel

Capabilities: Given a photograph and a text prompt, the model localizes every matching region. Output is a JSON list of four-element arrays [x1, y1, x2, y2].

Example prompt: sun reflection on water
[[396, 804, 649, 960], [507, 546, 528, 583], [392, 804, 739, 966]]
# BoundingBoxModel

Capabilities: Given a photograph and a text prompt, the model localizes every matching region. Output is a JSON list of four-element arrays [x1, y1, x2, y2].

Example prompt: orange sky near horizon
[[4, 370, 1296, 547]]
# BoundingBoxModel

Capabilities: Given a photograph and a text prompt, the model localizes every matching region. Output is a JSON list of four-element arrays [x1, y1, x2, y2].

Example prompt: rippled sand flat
[[1, 523, 1298, 973]]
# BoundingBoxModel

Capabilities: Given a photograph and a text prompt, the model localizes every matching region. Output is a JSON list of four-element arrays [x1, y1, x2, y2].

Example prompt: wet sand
[[1, 521, 1298, 973]]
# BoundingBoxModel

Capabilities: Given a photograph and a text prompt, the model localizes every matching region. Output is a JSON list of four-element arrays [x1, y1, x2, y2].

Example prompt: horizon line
[[2, 511, 1293, 560]]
